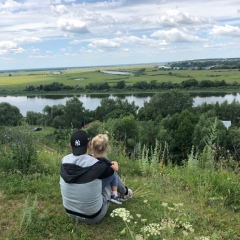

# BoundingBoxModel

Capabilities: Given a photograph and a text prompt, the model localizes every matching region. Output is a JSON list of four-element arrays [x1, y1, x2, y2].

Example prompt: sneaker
[[110, 195, 122, 204], [125, 188, 133, 198], [119, 188, 133, 201]]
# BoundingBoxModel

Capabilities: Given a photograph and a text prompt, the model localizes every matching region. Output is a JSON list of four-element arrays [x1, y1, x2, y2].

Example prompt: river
[[1, 92, 240, 116]]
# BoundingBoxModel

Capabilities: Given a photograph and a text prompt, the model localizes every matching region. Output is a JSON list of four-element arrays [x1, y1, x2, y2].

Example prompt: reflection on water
[[190, 92, 239, 97], [27, 95, 82, 100], [1, 92, 240, 116], [85, 94, 111, 98]]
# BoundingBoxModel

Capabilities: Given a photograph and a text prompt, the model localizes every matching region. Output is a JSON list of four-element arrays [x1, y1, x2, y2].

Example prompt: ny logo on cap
[[75, 140, 81, 146]]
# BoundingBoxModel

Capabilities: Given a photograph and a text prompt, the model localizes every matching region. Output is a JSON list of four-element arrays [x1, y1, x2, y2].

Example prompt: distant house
[[158, 65, 171, 70], [221, 121, 231, 130]]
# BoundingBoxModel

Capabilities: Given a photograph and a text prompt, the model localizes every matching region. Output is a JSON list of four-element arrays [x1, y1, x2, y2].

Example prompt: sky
[[1, 0, 240, 70]]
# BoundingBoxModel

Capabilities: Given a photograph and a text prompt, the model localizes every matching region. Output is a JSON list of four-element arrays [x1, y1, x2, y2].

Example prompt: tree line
[[169, 58, 240, 69], [1, 89, 240, 164], [24, 78, 239, 93]]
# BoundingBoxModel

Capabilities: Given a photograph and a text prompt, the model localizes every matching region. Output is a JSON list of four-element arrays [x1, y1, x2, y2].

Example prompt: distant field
[[1, 65, 240, 93]]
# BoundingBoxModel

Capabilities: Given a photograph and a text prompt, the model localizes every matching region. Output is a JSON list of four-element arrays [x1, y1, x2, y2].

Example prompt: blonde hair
[[91, 134, 109, 156]]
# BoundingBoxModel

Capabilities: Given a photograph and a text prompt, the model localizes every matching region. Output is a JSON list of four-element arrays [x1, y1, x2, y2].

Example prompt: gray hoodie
[[60, 153, 114, 217]]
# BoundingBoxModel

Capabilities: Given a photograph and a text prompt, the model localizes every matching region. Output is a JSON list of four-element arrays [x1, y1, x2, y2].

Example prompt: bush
[[0, 126, 40, 174]]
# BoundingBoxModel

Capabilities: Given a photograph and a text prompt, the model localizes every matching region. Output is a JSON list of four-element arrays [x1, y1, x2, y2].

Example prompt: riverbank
[[1, 87, 240, 97]]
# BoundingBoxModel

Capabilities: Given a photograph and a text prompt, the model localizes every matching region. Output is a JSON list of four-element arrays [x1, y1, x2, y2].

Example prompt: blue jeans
[[102, 172, 118, 188]]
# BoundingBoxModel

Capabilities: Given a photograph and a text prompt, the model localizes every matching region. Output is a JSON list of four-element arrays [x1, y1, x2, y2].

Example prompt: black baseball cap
[[70, 130, 90, 155]]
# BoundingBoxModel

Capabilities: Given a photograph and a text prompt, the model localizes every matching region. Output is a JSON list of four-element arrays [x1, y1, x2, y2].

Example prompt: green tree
[[95, 97, 138, 121], [193, 112, 227, 153], [138, 90, 193, 120], [105, 109, 131, 119], [64, 96, 86, 129], [105, 114, 138, 150], [226, 127, 240, 161], [84, 121, 103, 139], [174, 110, 199, 156], [95, 98, 116, 121], [26, 111, 44, 125], [133, 81, 149, 89], [43, 104, 65, 127], [115, 80, 126, 89], [0, 102, 22, 126], [134, 68, 146, 76], [138, 120, 161, 148]]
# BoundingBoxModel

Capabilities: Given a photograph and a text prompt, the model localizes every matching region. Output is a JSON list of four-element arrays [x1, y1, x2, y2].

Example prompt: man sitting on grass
[[59, 129, 133, 224]]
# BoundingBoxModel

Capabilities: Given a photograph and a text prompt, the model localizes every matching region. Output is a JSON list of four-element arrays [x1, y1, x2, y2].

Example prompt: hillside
[[0, 126, 240, 240]]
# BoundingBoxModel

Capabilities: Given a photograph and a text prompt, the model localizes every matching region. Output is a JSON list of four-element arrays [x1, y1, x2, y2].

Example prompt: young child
[[91, 134, 123, 204]]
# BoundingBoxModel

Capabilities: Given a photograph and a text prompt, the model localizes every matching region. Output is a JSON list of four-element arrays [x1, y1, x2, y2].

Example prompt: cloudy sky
[[1, 0, 240, 70]]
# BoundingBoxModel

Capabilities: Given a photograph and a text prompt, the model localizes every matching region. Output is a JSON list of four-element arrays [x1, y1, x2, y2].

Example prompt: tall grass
[[137, 140, 169, 177], [136, 119, 240, 211], [20, 194, 38, 230]]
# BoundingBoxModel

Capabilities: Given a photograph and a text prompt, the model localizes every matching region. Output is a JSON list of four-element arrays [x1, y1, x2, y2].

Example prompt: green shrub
[[0, 126, 40, 174]]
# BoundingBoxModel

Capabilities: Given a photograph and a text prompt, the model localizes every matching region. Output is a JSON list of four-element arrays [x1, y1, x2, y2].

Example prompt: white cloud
[[115, 31, 123, 36], [0, 41, 24, 55], [116, 35, 167, 47], [210, 25, 240, 37], [70, 39, 83, 44], [63, 0, 76, 3], [156, 9, 211, 27], [51, 5, 69, 15], [14, 37, 42, 43], [29, 54, 54, 59], [88, 39, 120, 49], [87, 35, 169, 52], [51, 0, 62, 4], [151, 28, 205, 43], [1, 0, 240, 70], [0, 0, 23, 12], [56, 18, 90, 34], [204, 42, 229, 48]]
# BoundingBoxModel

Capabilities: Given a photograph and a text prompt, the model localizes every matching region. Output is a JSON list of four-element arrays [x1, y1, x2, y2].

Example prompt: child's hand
[[111, 161, 119, 171]]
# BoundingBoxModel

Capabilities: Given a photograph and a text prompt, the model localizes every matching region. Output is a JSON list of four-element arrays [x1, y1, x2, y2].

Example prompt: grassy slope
[[1, 65, 240, 93], [0, 129, 240, 240]]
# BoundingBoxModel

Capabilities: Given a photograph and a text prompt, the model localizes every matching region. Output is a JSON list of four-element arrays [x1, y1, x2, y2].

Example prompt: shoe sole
[[110, 199, 122, 204]]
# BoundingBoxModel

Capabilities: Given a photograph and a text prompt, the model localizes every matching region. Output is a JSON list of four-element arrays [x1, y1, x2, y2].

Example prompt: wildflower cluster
[[160, 217, 179, 232], [110, 208, 133, 222], [111, 201, 210, 240], [161, 202, 195, 236], [141, 223, 161, 237]]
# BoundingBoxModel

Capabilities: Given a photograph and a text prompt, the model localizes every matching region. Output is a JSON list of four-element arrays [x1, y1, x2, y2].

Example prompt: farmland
[[0, 64, 240, 95]]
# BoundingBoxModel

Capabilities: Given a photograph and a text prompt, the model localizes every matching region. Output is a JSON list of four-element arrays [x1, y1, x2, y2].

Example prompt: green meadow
[[0, 126, 240, 240], [1, 65, 240, 94]]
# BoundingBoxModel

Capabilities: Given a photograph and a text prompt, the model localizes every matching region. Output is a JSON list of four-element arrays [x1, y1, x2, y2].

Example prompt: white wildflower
[[135, 234, 144, 240], [142, 223, 162, 237], [110, 208, 133, 222], [161, 202, 168, 207]]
